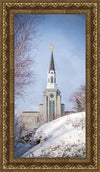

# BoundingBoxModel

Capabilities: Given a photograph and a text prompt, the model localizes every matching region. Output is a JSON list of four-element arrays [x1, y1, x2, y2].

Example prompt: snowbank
[[22, 112, 86, 158]]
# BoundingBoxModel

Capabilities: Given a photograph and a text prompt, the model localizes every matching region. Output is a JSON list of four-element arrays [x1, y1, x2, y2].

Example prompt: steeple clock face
[[50, 94, 54, 98]]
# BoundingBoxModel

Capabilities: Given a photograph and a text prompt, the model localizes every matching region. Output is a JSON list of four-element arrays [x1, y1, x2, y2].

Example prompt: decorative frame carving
[[0, 0, 99, 171]]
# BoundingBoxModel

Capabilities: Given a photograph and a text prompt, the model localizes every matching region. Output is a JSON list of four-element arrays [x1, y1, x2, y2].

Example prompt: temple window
[[51, 76, 53, 83]]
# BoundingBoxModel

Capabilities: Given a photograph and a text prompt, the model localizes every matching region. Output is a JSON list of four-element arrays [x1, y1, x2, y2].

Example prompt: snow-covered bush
[[21, 112, 86, 158]]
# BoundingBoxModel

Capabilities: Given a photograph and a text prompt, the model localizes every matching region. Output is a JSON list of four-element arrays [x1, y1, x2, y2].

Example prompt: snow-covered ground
[[21, 112, 86, 158]]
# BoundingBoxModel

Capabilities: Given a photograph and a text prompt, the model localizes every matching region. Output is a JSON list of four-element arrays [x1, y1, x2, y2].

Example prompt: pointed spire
[[49, 44, 55, 72], [49, 52, 55, 72]]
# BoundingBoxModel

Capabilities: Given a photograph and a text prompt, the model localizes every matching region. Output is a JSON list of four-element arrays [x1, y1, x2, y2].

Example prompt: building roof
[[49, 52, 55, 72], [22, 111, 39, 113]]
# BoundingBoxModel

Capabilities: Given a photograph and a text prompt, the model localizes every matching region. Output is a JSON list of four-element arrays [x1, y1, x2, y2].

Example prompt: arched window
[[51, 76, 53, 83]]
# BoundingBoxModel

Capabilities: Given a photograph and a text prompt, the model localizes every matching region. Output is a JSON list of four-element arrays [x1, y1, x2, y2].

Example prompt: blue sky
[[15, 14, 86, 115]]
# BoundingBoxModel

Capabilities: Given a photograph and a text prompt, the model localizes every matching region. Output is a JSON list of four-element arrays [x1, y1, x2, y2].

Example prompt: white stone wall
[[61, 104, 65, 116], [56, 95, 61, 117], [39, 104, 43, 114], [19, 112, 44, 136], [43, 89, 63, 121]]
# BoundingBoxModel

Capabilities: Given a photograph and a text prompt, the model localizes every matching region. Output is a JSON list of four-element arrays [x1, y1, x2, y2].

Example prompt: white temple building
[[19, 45, 65, 135]]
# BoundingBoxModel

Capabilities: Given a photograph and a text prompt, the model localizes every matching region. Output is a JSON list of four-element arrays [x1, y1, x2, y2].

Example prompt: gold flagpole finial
[[51, 44, 54, 52]]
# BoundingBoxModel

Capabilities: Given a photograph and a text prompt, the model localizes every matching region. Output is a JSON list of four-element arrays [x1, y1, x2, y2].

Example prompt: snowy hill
[[21, 112, 86, 158]]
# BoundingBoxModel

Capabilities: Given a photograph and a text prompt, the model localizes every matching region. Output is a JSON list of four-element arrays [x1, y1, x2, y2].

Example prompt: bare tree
[[14, 15, 43, 99], [69, 85, 85, 112], [14, 116, 19, 137], [14, 15, 43, 137], [19, 121, 26, 137]]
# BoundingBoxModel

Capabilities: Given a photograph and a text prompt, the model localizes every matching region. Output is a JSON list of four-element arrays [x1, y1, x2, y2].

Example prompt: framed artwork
[[14, 14, 86, 158], [0, 0, 100, 171]]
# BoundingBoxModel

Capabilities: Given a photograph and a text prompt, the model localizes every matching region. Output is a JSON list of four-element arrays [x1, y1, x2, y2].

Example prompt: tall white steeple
[[47, 44, 57, 89]]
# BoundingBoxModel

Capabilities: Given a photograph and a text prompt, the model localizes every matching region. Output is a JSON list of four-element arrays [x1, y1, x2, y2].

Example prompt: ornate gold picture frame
[[0, 0, 100, 171]]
